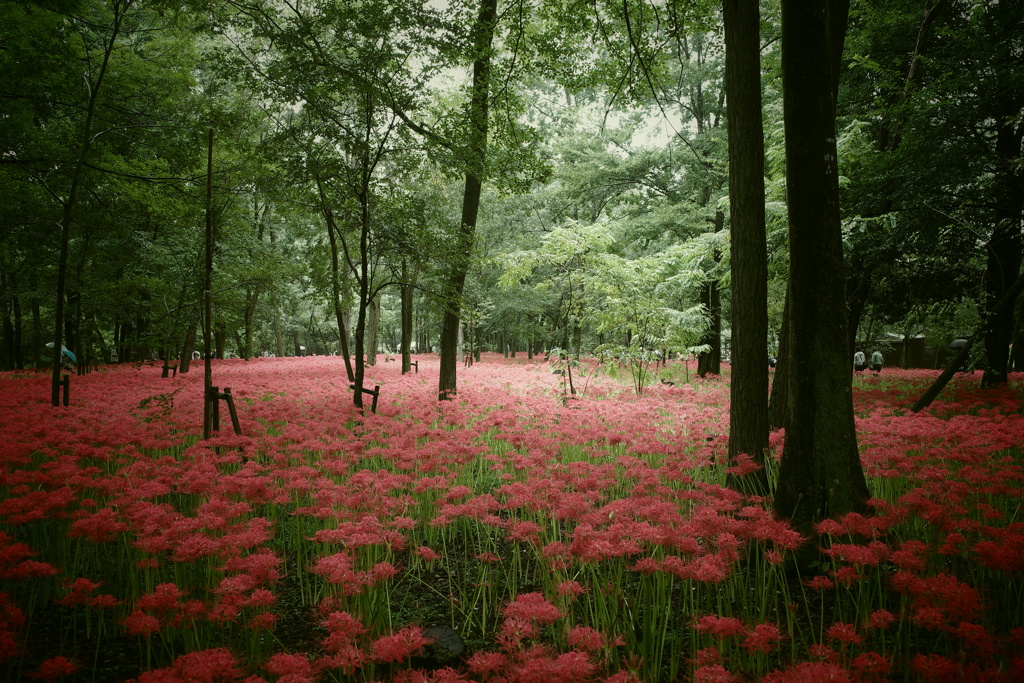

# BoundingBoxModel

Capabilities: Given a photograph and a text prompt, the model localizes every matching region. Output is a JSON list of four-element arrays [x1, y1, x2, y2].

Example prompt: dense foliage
[[2, 0, 1019, 384]]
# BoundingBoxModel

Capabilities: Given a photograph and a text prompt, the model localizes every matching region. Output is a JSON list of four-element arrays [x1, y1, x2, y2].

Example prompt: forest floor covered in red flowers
[[1, 355, 1022, 682]]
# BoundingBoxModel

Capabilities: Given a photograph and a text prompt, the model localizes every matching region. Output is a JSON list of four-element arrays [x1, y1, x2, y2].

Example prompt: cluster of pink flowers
[[0, 356, 1021, 681]]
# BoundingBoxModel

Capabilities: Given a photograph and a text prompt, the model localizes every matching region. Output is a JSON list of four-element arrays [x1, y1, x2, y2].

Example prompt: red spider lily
[[498, 616, 541, 651], [502, 593, 563, 625], [566, 626, 604, 651], [138, 583, 188, 613], [263, 652, 314, 682], [951, 622, 997, 658], [247, 612, 278, 632], [804, 575, 835, 591], [806, 644, 837, 662], [826, 622, 864, 646], [371, 626, 429, 664], [742, 622, 783, 653], [55, 577, 102, 607], [67, 507, 129, 542], [25, 656, 79, 681], [123, 610, 161, 637], [509, 648, 595, 683], [830, 566, 864, 587], [416, 545, 439, 561], [0, 593, 24, 663], [865, 610, 896, 630], [692, 615, 747, 639], [725, 453, 762, 477], [693, 664, 736, 683], [694, 647, 721, 666], [466, 650, 508, 676], [850, 652, 890, 682], [310, 553, 364, 592], [762, 661, 850, 682], [130, 647, 242, 682], [556, 580, 586, 598], [911, 653, 961, 682]]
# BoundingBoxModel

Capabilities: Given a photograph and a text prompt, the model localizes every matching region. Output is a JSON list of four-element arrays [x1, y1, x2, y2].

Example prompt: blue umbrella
[[46, 342, 77, 364]]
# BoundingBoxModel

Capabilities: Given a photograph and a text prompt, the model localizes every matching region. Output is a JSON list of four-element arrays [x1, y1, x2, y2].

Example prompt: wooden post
[[222, 387, 242, 435], [349, 384, 381, 414]]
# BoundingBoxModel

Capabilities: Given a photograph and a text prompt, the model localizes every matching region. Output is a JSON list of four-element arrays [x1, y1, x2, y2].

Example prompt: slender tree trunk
[[767, 292, 791, 431], [774, 0, 869, 548], [697, 211, 723, 377], [179, 316, 197, 373], [401, 261, 413, 374], [366, 295, 379, 367], [323, 204, 355, 381], [243, 292, 259, 360], [32, 294, 42, 368], [274, 311, 285, 357], [203, 129, 214, 439], [724, 0, 769, 495], [438, 0, 497, 400], [51, 0, 125, 405]]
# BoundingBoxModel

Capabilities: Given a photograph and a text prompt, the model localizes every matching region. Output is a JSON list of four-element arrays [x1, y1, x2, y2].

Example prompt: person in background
[[853, 349, 866, 372], [870, 349, 883, 373]]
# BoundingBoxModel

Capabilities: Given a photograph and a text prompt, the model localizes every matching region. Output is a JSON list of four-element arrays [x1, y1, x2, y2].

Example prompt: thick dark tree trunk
[[774, 0, 869, 547], [214, 324, 226, 360], [981, 90, 1024, 387], [438, 0, 496, 400], [724, 0, 769, 496]]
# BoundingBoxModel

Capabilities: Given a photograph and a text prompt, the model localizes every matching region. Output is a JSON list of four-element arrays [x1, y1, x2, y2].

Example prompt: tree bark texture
[[774, 0, 869, 542], [724, 0, 769, 495], [982, 82, 1024, 386], [438, 0, 496, 400]]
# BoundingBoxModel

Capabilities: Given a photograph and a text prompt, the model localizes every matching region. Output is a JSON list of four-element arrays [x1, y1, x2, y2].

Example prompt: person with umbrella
[[46, 342, 77, 370]]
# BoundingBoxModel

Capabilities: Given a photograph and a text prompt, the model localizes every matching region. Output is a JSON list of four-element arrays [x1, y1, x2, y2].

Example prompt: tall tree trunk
[[274, 311, 285, 358], [767, 292, 791, 431], [51, 0, 124, 405], [774, 0, 869, 548], [697, 211, 723, 377], [215, 323, 226, 360], [322, 204, 355, 381], [203, 130, 214, 439], [724, 0, 769, 495], [243, 291, 259, 360], [438, 0, 497, 400], [981, 85, 1024, 387], [401, 261, 413, 374], [179, 316, 197, 373], [31, 293, 42, 368], [366, 295, 379, 367]]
